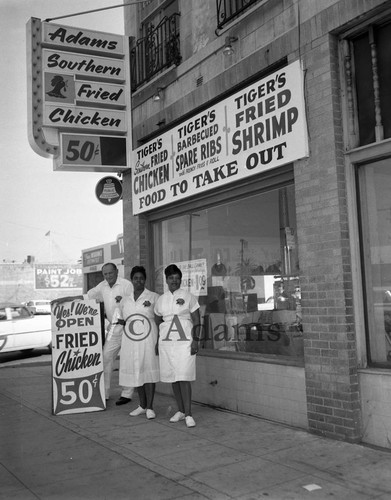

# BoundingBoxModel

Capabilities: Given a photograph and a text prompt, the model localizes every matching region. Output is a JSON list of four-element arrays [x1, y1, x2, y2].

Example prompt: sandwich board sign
[[51, 298, 105, 415]]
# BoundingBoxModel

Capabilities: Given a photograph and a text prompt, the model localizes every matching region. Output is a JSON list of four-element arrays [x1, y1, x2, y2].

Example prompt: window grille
[[344, 21, 391, 147], [130, 13, 181, 91], [216, 0, 260, 30]]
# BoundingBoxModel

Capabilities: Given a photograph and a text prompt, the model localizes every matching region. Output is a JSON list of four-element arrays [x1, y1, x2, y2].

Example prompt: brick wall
[[122, 171, 149, 283], [122, 170, 139, 277], [296, 24, 360, 440]]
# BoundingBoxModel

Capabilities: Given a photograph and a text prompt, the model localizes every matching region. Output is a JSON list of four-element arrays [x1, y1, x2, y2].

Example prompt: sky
[[0, 0, 128, 264]]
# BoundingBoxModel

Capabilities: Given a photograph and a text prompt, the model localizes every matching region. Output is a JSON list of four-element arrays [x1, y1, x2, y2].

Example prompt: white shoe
[[185, 416, 196, 428], [129, 406, 146, 416], [169, 411, 185, 422], [146, 409, 156, 420]]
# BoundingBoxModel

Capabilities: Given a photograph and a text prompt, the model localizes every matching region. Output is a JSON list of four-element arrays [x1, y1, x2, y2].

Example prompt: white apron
[[119, 289, 160, 387], [155, 288, 199, 383]]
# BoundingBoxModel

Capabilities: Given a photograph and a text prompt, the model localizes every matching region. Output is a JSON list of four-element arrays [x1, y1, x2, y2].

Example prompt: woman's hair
[[164, 264, 182, 279], [130, 265, 147, 280]]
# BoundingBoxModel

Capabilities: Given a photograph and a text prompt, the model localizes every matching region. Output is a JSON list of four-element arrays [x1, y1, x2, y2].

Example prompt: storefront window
[[350, 20, 391, 146], [152, 184, 303, 358], [358, 158, 391, 366]]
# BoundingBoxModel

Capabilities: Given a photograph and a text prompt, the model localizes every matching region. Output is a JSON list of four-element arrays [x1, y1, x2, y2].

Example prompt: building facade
[[121, 0, 391, 449]]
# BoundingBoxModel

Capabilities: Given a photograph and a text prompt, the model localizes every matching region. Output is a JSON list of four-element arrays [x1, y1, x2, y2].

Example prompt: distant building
[[81, 234, 124, 292], [0, 261, 82, 303]]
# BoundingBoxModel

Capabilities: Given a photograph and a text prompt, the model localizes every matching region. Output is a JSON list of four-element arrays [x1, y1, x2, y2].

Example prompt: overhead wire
[[44, 1, 146, 22]]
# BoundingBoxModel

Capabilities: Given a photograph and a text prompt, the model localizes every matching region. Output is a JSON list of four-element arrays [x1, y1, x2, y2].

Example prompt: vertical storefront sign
[[51, 298, 105, 415], [26, 18, 131, 173]]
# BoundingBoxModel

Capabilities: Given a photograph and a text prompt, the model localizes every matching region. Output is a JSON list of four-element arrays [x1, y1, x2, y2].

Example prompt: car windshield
[[0, 306, 32, 320]]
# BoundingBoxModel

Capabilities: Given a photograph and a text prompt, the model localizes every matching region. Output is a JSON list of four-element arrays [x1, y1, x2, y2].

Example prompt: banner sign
[[27, 18, 130, 173], [35, 264, 83, 290], [132, 61, 308, 214], [51, 298, 105, 415]]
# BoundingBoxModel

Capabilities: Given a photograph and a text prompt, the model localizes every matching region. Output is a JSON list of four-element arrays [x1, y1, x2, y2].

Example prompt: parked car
[[0, 302, 52, 353], [25, 299, 51, 315]]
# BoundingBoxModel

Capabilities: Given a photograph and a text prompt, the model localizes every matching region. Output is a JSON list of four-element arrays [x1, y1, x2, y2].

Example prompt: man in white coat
[[53, 262, 134, 405], [86, 262, 134, 404]]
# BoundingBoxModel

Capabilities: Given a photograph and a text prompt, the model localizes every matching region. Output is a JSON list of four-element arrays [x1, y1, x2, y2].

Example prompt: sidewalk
[[1, 362, 391, 500]]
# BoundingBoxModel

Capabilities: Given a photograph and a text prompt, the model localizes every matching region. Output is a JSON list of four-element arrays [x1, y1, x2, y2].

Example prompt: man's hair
[[102, 262, 118, 272]]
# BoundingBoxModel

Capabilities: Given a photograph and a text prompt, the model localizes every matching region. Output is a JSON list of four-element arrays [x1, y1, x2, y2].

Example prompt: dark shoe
[[115, 397, 131, 406]]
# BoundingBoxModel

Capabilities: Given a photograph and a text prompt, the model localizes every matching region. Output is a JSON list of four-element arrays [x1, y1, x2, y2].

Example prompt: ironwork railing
[[130, 13, 181, 91], [216, 0, 260, 30]]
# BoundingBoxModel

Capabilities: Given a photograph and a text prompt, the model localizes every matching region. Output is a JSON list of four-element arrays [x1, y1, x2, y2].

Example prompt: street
[[0, 348, 51, 366]]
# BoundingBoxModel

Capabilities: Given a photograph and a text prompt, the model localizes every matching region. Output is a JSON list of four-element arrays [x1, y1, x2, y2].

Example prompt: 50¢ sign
[[55, 133, 127, 172]]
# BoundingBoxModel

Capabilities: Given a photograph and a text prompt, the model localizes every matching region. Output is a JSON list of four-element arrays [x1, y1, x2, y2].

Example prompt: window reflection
[[359, 159, 391, 365], [152, 185, 303, 358]]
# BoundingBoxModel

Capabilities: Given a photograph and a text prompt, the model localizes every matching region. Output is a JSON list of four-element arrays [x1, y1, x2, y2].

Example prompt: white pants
[[103, 329, 133, 400]]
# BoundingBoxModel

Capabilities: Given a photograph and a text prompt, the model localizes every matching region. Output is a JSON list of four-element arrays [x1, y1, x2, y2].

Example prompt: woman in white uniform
[[118, 266, 160, 420], [154, 264, 201, 428]]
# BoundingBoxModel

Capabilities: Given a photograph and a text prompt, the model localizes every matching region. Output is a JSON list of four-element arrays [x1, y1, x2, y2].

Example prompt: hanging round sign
[[95, 176, 123, 205]]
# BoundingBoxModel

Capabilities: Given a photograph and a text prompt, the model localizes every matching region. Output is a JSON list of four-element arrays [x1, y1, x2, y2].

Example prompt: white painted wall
[[157, 355, 308, 428]]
